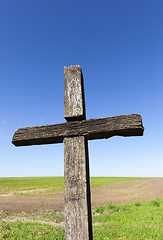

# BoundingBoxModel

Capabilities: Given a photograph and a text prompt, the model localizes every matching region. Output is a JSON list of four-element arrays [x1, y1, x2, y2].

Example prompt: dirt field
[[0, 178, 163, 213]]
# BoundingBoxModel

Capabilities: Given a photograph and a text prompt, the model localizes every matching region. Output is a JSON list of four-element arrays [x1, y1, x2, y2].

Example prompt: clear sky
[[0, 0, 163, 177]]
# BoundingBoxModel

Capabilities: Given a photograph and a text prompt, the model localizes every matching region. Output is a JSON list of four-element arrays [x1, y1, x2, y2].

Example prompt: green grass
[[0, 177, 64, 195], [0, 221, 65, 239], [90, 177, 148, 188], [0, 177, 149, 195], [1, 199, 163, 239], [0, 176, 162, 239], [92, 198, 163, 239], [23, 210, 64, 223]]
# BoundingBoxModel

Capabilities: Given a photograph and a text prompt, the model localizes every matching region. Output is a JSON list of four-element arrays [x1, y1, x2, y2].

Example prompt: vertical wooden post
[[64, 65, 86, 121], [64, 65, 92, 240], [12, 64, 144, 239], [64, 136, 92, 239]]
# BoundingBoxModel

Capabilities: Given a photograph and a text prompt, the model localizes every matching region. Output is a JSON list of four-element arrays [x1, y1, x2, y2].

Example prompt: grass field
[[1, 177, 162, 239], [1, 199, 163, 239], [92, 199, 163, 239], [0, 176, 147, 195]]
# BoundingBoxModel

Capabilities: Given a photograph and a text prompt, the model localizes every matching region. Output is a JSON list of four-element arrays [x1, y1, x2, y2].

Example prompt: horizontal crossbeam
[[12, 114, 144, 147]]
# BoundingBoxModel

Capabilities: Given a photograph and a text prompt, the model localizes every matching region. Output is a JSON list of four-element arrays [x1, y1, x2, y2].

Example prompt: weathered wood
[[64, 136, 92, 240], [12, 65, 144, 240], [64, 65, 86, 121], [12, 114, 144, 146], [64, 65, 91, 240]]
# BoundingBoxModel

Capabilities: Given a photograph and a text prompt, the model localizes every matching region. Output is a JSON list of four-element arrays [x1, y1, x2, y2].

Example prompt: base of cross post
[[64, 136, 93, 240]]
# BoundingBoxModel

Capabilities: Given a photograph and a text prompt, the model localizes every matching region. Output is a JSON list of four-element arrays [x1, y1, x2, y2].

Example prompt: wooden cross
[[12, 65, 144, 240]]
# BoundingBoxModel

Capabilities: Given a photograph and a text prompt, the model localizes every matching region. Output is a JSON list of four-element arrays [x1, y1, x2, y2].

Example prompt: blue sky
[[0, 0, 163, 177]]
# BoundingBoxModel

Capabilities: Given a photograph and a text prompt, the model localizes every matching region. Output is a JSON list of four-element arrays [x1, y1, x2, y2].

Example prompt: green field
[[1, 176, 161, 239], [1, 199, 163, 239], [0, 176, 147, 195]]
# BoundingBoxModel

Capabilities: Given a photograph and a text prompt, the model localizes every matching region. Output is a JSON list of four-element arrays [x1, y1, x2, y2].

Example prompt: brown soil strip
[[0, 178, 163, 214]]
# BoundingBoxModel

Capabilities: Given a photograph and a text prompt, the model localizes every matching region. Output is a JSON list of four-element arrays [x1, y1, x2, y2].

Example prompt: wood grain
[[64, 65, 86, 121], [64, 136, 92, 240], [12, 114, 144, 146]]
